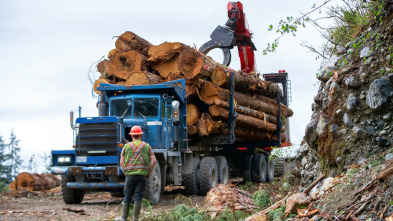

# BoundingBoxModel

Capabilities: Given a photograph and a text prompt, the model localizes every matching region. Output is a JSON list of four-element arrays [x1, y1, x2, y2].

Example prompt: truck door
[[161, 102, 173, 149]]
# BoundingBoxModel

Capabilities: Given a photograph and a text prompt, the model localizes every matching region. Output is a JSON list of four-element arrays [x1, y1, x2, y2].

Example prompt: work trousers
[[123, 175, 147, 204]]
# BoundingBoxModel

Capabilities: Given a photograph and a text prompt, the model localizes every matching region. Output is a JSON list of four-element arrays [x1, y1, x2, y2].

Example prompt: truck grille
[[76, 123, 118, 155]]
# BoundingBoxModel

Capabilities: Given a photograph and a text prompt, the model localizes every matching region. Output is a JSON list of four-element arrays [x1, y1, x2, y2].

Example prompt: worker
[[116, 125, 157, 221]]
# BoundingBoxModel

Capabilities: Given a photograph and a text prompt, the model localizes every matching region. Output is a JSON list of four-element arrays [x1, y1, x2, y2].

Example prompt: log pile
[[94, 31, 293, 143], [9, 172, 61, 192]]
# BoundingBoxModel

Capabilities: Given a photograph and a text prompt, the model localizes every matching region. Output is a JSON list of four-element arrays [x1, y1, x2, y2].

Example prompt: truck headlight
[[58, 156, 71, 163]]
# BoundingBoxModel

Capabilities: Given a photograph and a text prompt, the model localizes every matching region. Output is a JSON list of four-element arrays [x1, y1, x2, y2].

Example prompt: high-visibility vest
[[123, 140, 150, 176]]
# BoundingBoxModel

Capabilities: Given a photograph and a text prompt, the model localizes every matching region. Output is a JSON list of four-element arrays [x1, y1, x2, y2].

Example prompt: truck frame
[[51, 72, 290, 204]]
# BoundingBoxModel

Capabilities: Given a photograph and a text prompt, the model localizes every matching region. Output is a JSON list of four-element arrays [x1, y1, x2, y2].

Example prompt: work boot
[[115, 203, 131, 221], [133, 201, 142, 221]]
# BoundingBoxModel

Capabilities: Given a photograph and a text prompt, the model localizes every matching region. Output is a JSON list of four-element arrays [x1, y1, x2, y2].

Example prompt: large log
[[97, 59, 112, 77], [253, 94, 294, 117], [211, 67, 282, 97], [148, 42, 188, 63], [152, 55, 181, 78], [187, 104, 200, 125], [10, 172, 61, 192], [209, 105, 283, 133], [178, 50, 220, 79], [125, 71, 162, 86], [94, 79, 110, 94], [110, 51, 147, 80], [212, 99, 277, 124], [187, 124, 198, 135], [196, 113, 278, 142], [197, 80, 290, 117], [115, 31, 153, 56]]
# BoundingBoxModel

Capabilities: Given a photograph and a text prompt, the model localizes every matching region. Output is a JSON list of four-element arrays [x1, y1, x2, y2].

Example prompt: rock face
[[298, 12, 393, 186], [366, 78, 393, 110]]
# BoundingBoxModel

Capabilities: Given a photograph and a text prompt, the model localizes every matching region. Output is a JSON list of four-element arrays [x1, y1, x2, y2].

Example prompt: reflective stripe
[[147, 121, 162, 125], [125, 141, 146, 167], [123, 164, 149, 171]]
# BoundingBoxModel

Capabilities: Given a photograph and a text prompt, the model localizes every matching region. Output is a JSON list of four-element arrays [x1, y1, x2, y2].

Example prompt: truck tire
[[144, 162, 161, 205], [110, 191, 124, 197], [215, 156, 228, 185], [274, 158, 285, 177], [198, 157, 218, 195], [265, 154, 275, 182], [183, 157, 201, 195], [251, 153, 267, 183], [61, 175, 85, 204], [242, 155, 253, 182]]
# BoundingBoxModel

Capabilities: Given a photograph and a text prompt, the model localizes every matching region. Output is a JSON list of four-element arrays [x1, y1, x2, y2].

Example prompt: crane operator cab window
[[134, 98, 159, 118], [110, 99, 132, 118]]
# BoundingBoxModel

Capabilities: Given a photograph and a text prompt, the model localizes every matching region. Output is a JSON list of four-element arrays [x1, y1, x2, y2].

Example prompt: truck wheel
[[110, 191, 124, 197], [144, 163, 161, 205], [251, 154, 267, 183], [61, 175, 85, 204], [265, 154, 275, 182], [274, 158, 285, 177], [183, 157, 201, 195], [215, 156, 228, 185], [198, 157, 218, 195], [242, 155, 253, 182]]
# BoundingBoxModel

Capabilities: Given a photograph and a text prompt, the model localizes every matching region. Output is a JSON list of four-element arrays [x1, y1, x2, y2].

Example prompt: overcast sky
[[0, 0, 328, 171]]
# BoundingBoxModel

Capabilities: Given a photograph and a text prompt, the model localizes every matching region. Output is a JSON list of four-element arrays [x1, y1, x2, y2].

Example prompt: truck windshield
[[134, 98, 159, 118], [110, 99, 132, 118]]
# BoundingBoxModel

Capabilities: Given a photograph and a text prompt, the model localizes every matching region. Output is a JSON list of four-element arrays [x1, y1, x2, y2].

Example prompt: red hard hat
[[129, 126, 143, 135]]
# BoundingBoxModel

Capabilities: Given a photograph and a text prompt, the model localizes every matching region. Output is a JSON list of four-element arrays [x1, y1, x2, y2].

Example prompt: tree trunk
[[197, 80, 290, 117], [212, 99, 277, 124], [187, 104, 200, 125], [125, 71, 162, 86], [196, 113, 278, 142], [211, 67, 282, 97], [148, 42, 188, 63], [178, 50, 220, 79], [115, 31, 153, 56], [94, 79, 110, 94], [110, 51, 147, 80], [253, 94, 293, 117], [10, 172, 61, 192], [188, 124, 198, 135], [97, 59, 112, 77], [209, 105, 284, 133], [152, 55, 181, 78]]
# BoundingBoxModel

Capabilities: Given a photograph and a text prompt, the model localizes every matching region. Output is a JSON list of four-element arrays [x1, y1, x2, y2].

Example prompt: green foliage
[[268, 206, 285, 221], [0, 181, 10, 193], [0, 135, 12, 185], [215, 209, 248, 221], [239, 181, 255, 192], [253, 190, 271, 207]]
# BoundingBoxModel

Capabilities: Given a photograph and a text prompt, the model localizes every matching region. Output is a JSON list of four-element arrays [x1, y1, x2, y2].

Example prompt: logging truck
[[51, 71, 291, 205]]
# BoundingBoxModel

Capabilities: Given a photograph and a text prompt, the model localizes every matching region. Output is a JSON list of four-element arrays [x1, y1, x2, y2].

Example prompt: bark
[[196, 113, 278, 142], [253, 94, 294, 117], [97, 59, 112, 77], [94, 79, 110, 94], [10, 172, 61, 192], [115, 31, 153, 56], [212, 99, 277, 124], [178, 50, 220, 79], [187, 124, 198, 135], [187, 104, 200, 125], [211, 66, 282, 98], [110, 51, 147, 80], [152, 55, 181, 78], [148, 42, 188, 63], [197, 79, 290, 117], [125, 71, 162, 86], [209, 105, 283, 133]]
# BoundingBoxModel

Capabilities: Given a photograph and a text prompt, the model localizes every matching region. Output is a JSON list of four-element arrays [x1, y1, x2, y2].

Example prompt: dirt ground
[[0, 190, 205, 221]]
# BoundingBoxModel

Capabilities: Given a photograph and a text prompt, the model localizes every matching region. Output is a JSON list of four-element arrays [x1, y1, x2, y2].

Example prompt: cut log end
[[152, 56, 181, 78], [111, 51, 146, 80], [178, 50, 203, 79], [211, 67, 227, 86], [126, 72, 149, 86], [187, 104, 200, 125], [94, 79, 109, 94], [148, 42, 184, 63]]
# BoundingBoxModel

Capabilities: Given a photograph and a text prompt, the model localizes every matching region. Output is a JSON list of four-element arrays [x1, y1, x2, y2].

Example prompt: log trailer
[[51, 1, 292, 205]]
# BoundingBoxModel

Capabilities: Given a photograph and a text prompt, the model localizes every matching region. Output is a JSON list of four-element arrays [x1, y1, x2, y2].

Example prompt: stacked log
[[9, 172, 61, 192], [94, 31, 293, 143]]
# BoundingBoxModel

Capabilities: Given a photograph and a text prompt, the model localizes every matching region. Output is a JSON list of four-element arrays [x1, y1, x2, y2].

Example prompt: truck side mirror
[[172, 100, 180, 126]]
